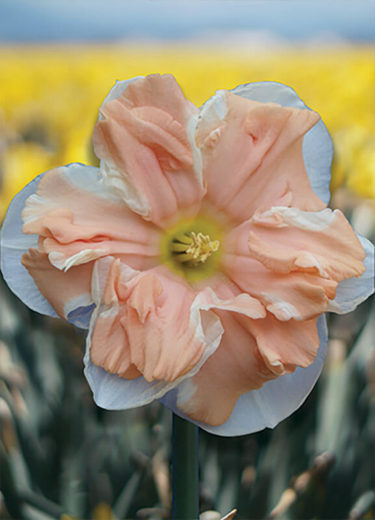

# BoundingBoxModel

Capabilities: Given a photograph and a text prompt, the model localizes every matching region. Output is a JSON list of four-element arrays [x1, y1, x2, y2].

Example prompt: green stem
[[172, 413, 199, 520]]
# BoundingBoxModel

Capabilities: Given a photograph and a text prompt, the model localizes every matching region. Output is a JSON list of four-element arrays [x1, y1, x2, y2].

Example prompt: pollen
[[171, 232, 220, 265]]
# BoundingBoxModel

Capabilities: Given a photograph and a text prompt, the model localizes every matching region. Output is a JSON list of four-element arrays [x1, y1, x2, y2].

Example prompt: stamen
[[172, 232, 220, 265]]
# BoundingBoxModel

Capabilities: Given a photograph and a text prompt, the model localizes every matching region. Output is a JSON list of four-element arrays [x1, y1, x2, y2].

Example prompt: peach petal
[[21, 248, 94, 327], [90, 307, 141, 380], [93, 74, 204, 227], [222, 254, 337, 321], [242, 314, 320, 374], [197, 91, 325, 223], [223, 207, 366, 321], [247, 207, 366, 281], [194, 286, 266, 320], [89, 259, 222, 384], [230, 82, 333, 206], [22, 164, 161, 272]]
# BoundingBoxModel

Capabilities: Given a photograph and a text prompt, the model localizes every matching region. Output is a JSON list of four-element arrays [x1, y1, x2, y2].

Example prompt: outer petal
[[197, 89, 326, 223], [84, 257, 223, 409], [22, 163, 161, 273], [161, 315, 328, 436], [93, 74, 204, 227], [0, 173, 58, 318], [222, 207, 366, 321], [231, 81, 333, 206]]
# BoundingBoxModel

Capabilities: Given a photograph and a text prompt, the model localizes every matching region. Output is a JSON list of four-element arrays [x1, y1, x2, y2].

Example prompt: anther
[[172, 232, 220, 265]]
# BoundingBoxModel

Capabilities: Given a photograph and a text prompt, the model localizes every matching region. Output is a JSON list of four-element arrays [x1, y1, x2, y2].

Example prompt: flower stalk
[[172, 413, 199, 520]]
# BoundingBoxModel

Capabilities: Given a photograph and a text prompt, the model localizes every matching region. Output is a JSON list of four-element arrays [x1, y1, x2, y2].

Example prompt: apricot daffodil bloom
[[1, 75, 373, 436]]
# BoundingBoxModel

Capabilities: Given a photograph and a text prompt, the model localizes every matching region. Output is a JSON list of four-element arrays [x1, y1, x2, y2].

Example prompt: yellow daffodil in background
[[0, 44, 374, 220]]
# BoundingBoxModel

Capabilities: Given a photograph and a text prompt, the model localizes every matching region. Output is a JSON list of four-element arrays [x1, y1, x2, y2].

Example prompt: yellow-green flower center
[[161, 216, 222, 282]]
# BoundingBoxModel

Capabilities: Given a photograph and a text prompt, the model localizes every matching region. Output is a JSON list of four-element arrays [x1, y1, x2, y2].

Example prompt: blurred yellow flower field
[[0, 44, 374, 219]]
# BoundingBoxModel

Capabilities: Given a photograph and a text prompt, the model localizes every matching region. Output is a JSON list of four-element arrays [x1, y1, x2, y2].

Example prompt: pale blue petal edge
[[0, 172, 58, 318], [331, 235, 375, 314], [0, 163, 101, 328], [160, 315, 328, 437], [84, 360, 174, 410], [231, 81, 333, 206], [99, 76, 144, 115]]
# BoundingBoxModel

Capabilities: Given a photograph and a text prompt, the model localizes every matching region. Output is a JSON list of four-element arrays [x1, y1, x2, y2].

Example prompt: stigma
[[171, 231, 220, 265]]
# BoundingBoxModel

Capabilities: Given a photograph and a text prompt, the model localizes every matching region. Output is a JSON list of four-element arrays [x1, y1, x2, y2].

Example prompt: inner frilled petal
[[224, 255, 337, 321], [89, 259, 220, 384], [194, 282, 266, 320], [222, 207, 366, 321], [246, 207, 366, 281], [242, 313, 320, 375], [93, 74, 204, 227], [22, 248, 94, 328], [196, 91, 325, 223], [22, 165, 161, 272]]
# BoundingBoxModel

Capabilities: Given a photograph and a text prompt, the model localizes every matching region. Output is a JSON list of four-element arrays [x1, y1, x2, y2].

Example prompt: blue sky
[[1, 0, 375, 43]]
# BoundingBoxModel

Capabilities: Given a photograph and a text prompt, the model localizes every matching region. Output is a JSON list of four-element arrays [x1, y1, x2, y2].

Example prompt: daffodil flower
[[1, 74, 373, 436]]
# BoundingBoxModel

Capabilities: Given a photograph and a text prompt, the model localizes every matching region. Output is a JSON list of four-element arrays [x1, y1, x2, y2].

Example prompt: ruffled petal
[[244, 314, 319, 374], [84, 257, 223, 409], [194, 285, 266, 320], [329, 234, 374, 313], [246, 207, 365, 281], [22, 163, 161, 272], [231, 81, 333, 205], [0, 173, 57, 318], [222, 206, 366, 320], [197, 88, 326, 223], [161, 315, 328, 436], [90, 260, 205, 382], [93, 74, 204, 227]]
